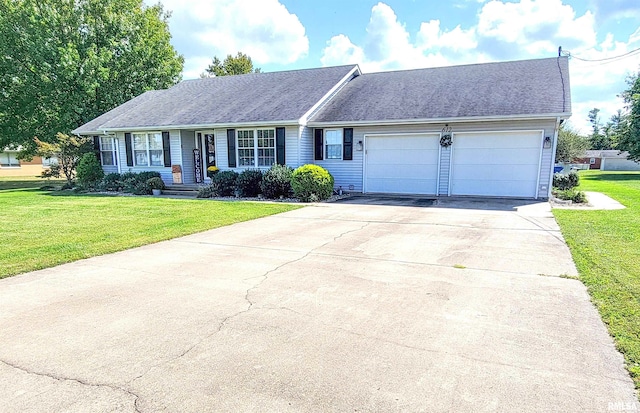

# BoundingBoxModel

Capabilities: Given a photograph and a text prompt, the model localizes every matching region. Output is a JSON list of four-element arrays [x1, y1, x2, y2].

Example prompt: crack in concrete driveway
[[0, 201, 636, 412]]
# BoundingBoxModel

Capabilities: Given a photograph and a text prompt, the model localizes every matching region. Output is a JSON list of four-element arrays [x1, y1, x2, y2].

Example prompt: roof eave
[[308, 112, 572, 127], [94, 119, 301, 133]]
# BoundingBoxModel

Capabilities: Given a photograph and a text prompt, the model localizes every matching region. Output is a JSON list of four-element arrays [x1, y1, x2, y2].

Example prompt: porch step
[[162, 185, 199, 197]]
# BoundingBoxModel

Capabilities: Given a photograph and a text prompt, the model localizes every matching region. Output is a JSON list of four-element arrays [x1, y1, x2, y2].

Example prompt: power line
[[560, 46, 640, 62]]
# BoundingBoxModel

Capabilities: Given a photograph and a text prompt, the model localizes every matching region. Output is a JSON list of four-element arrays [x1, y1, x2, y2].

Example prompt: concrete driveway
[[0, 200, 636, 412]]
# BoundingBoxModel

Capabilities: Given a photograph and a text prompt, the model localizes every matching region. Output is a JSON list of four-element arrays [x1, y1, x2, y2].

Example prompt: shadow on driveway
[[332, 194, 544, 211]]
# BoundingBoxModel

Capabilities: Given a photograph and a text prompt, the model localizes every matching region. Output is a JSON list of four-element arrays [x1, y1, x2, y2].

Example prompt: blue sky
[[152, 0, 640, 133]]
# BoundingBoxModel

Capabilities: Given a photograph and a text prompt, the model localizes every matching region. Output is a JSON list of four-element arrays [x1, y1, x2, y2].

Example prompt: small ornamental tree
[[35, 133, 93, 185], [76, 152, 104, 189]]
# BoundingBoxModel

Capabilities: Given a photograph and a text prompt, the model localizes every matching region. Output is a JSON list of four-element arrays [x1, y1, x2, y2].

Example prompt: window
[[133, 132, 163, 167], [0, 152, 19, 167], [100, 137, 117, 166], [325, 129, 342, 159], [237, 130, 255, 166], [237, 129, 276, 167]]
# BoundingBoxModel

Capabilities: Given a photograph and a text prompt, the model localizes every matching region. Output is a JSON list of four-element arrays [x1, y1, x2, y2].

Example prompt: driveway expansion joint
[[0, 358, 142, 412]]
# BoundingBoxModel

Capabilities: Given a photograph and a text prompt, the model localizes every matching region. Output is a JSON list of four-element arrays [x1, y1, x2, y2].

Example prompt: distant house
[[575, 150, 640, 171], [0, 148, 50, 177], [73, 57, 572, 199]]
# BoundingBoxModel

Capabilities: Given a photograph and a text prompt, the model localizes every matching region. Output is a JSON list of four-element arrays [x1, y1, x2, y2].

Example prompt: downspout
[[547, 117, 561, 198]]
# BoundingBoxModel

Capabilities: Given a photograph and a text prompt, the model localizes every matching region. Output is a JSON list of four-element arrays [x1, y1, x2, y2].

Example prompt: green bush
[[76, 153, 104, 189], [555, 188, 587, 203], [553, 171, 580, 190], [211, 170, 239, 197], [147, 177, 165, 190], [291, 164, 334, 202], [261, 164, 293, 199], [99, 173, 123, 192], [120, 171, 161, 195], [197, 185, 215, 198], [236, 169, 263, 197]]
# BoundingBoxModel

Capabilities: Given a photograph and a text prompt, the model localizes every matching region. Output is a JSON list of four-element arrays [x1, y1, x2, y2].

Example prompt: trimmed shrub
[[197, 185, 215, 198], [555, 188, 587, 203], [147, 177, 165, 190], [76, 153, 104, 189], [291, 164, 334, 202], [553, 171, 580, 190], [120, 171, 161, 195], [211, 170, 239, 197], [261, 164, 293, 199], [100, 173, 123, 192], [236, 169, 263, 197]]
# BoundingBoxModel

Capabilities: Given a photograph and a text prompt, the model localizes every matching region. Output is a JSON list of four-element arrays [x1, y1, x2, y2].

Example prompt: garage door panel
[[451, 132, 541, 198], [365, 135, 439, 194]]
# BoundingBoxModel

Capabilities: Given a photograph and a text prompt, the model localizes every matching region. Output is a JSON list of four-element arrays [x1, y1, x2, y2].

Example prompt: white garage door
[[450, 131, 542, 198], [365, 134, 440, 194]]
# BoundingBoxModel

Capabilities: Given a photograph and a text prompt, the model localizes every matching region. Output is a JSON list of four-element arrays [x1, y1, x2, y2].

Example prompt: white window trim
[[132, 132, 164, 167], [236, 128, 276, 168], [325, 129, 343, 160], [99, 137, 117, 167]]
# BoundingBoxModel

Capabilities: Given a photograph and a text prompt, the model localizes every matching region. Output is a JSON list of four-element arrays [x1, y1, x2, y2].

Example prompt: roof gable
[[310, 57, 571, 123]]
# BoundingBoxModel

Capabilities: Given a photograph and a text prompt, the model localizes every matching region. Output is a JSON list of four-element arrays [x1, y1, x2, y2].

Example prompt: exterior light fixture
[[356, 140, 363, 151], [543, 136, 552, 149]]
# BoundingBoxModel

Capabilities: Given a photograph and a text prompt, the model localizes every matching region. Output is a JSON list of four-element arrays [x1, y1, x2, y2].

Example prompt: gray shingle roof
[[73, 91, 163, 134], [74, 65, 357, 133], [309, 57, 571, 123]]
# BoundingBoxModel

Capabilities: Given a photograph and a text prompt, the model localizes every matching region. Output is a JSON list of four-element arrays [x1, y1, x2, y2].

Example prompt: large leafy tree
[[555, 123, 589, 163], [0, 0, 184, 155], [619, 71, 640, 161], [201, 52, 261, 78]]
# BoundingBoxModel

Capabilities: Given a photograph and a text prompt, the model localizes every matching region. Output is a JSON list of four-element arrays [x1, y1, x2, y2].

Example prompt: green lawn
[[0, 177, 300, 279], [553, 170, 640, 389]]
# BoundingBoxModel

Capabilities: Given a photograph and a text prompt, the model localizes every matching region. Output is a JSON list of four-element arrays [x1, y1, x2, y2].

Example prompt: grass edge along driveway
[[0, 179, 301, 279], [553, 171, 640, 392]]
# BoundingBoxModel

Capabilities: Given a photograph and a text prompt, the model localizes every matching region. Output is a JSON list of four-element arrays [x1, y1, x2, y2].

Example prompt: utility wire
[[560, 46, 640, 62]]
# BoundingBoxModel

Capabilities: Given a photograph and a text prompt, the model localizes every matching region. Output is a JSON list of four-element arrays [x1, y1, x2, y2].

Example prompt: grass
[[0, 177, 301, 279], [553, 170, 640, 389]]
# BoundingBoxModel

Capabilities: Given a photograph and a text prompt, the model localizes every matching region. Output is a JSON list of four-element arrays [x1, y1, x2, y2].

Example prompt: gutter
[[308, 113, 572, 128]]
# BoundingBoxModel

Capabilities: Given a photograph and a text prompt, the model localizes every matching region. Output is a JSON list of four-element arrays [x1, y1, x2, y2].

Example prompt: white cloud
[[320, 0, 639, 137], [156, 0, 309, 78]]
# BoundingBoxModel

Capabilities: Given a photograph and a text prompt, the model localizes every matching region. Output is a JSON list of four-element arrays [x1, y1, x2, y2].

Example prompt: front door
[[196, 131, 216, 181]]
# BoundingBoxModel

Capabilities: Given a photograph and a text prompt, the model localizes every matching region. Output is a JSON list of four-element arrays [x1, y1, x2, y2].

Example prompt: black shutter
[[162, 131, 171, 167], [124, 133, 133, 167], [276, 127, 286, 165], [314, 129, 323, 161], [343, 128, 353, 161], [93, 136, 101, 163], [227, 129, 236, 168]]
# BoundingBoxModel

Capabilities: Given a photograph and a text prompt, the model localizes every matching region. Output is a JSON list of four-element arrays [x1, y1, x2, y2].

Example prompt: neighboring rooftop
[[310, 57, 571, 123], [73, 65, 358, 133], [584, 150, 631, 159]]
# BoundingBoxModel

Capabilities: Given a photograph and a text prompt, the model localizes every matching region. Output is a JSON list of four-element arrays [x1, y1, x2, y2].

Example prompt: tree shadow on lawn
[[582, 173, 640, 182]]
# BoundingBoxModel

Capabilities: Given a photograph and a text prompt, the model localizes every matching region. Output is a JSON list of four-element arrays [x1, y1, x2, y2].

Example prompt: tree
[[201, 52, 261, 78], [618, 71, 640, 162], [587, 108, 612, 150], [35, 133, 92, 185], [555, 123, 589, 163], [0, 0, 184, 155]]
